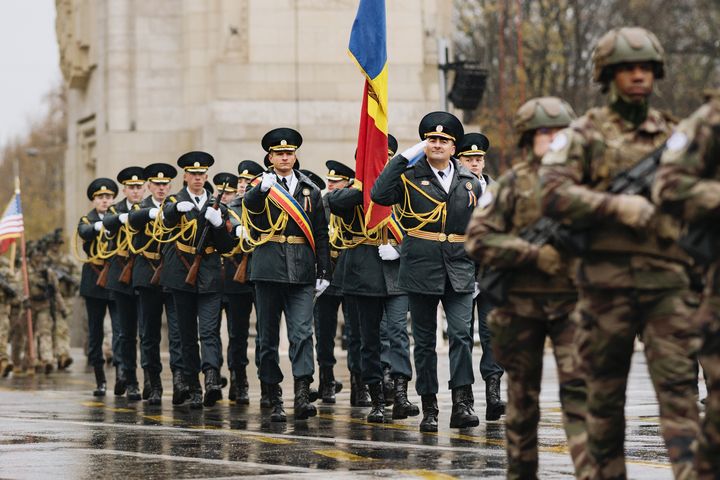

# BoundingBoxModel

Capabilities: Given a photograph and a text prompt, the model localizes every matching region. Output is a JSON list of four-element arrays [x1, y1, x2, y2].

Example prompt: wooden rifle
[[185, 183, 226, 286]]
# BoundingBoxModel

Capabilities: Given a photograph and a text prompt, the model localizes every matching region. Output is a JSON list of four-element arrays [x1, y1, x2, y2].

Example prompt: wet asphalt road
[[0, 347, 686, 479]]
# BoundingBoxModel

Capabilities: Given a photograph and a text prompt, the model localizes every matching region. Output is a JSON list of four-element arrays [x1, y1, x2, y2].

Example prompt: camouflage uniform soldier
[[27, 243, 57, 373], [539, 27, 701, 479], [0, 256, 18, 377], [652, 87, 720, 479], [466, 97, 589, 479], [46, 229, 78, 370]]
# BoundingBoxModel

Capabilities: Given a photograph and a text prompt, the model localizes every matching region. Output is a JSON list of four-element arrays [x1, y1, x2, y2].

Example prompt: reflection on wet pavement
[[0, 349, 684, 479]]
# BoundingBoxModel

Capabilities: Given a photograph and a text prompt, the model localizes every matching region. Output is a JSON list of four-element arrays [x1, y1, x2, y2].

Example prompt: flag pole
[[15, 176, 35, 368]]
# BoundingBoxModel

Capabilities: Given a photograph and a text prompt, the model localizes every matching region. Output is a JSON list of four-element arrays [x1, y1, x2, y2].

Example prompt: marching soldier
[[371, 112, 481, 432], [103, 166, 146, 401], [652, 86, 720, 479], [456, 133, 506, 421], [26, 242, 61, 374], [159, 151, 234, 408], [77, 178, 119, 396], [126, 163, 184, 405], [466, 98, 589, 478], [242, 128, 330, 422], [0, 256, 17, 377], [46, 228, 78, 371], [539, 27, 700, 478]]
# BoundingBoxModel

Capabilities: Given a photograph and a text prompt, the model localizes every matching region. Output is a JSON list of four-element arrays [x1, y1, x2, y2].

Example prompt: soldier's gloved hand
[[400, 140, 427, 165], [93, 221, 103, 232], [118, 213, 129, 224], [260, 172, 277, 192], [148, 208, 159, 220], [535, 244, 562, 276], [176, 201, 194, 212], [378, 243, 400, 261], [204, 207, 223, 227], [314, 278, 330, 299], [235, 225, 248, 239], [473, 282, 481, 299], [609, 194, 655, 229]]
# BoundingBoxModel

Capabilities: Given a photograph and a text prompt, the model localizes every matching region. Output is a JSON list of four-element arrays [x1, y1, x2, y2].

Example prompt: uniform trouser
[[138, 287, 182, 374], [408, 285, 474, 395], [172, 291, 222, 376], [489, 294, 589, 480], [33, 306, 54, 364], [576, 287, 701, 480], [85, 296, 114, 368], [226, 292, 253, 370], [474, 293, 504, 380], [254, 281, 315, 384], [343, 295, 363, 375], [53, 300, 71, 358], [313, 293, 342, 368], [380, 313, 391, 370], [384, 295, 412, 379], [114, 291, 140, 383], [693, 292, 720, 479], [108, 300, 121, 366], [0, 303, 10, 360]]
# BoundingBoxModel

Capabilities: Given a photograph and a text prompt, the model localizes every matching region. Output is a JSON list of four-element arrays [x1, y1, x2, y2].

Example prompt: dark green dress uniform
[[242, 128, 330, 421], [127, 162, 185, 405], [159, 151, 235, 409], [102, 166, 146, 400], [371, 112, 481, 431], [77, 178, 119, 396]]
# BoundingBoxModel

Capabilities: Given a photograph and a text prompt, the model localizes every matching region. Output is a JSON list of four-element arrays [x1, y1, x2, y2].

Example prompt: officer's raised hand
[[260, 172, 277, 192]]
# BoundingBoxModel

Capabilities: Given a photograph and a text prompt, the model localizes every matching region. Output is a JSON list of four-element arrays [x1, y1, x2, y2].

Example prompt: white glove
[[176, 201, 194, 212], [378, 243, 400, 261], [235, 225, 248, 239], [93, 221, 103, 232], [118, 213, 128, 224], [148, 208, 159, 220], [400, 140, 427, 163], [260, 172, 277, 192], [314, 278, 330, 299], [473, 282, 481, 299], [204, 207, 223, 227]]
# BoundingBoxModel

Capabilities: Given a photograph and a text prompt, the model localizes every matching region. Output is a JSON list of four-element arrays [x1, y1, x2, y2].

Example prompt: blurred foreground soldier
[[466, 98, 589, 478], [242, 128, 330, 421], [127, 163, 184, 405], [77, 178, 119, 396], [539, 27, 700, 478], [159, 152, 234, 408], [457, 132, 506, 421], [46, 229, 78, 370], [103, 166, 146, 401], [652, 86, 720, 479], [0, 256, 17, 377], [371, 112, 481, 431]]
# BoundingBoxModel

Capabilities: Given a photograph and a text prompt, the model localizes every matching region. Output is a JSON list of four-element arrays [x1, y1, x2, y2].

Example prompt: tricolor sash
[[251, 177, 316, 253], [387, 211, 404, 243]]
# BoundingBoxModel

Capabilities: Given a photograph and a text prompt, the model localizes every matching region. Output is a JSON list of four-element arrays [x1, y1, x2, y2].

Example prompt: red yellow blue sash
[[387, 211, 404, 243], [251, 177, 316, 253]]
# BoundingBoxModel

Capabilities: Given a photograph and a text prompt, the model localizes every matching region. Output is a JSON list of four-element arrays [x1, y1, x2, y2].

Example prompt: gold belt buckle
[[278, 234, 287, 243], [438, 233, 447, 242]]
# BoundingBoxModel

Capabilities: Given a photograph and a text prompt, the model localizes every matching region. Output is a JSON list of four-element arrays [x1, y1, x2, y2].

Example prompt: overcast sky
[[0, 0, 60, 148]]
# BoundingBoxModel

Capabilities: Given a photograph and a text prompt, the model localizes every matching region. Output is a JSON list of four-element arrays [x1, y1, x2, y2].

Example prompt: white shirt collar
[[152, 197, 162, 208], [429, 162, 454, 193], [126, 199, 134, 210], [277, 172, 298, 195], [186, 187, 208, 209]]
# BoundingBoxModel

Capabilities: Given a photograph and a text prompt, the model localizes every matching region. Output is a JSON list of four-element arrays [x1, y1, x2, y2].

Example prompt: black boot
[[350, 373, 371, 407], [294, 377, 317, 420], [319, 366, 338, 404], [126, 371, 141, 401], [93, 365, 107, 397], [382, 366, 394, 406], [172, 370, 189, 405], [367, 382, 385, 423], [203, 368, 222, 407], [449, 385, 479, 428], [485, 373, 506, 421], [392, 376, 420, 419], [147, 371, 163, 406], [113, 366, 126, 396], [228, 370, 237, 402], [233, 369, 250, 405], [419, 394, 439, 432], [269, 383, 286, 422], [260, 382, 272, 409], [188, 375, 203, 409], [142, 368, 151, 400]]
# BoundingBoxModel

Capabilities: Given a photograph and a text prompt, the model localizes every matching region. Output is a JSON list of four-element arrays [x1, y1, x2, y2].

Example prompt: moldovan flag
[[0, 192, 24, 254], [348, 0, 390, 232]]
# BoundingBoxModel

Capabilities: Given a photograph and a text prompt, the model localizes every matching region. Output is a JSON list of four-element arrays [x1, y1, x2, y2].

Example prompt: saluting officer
[[159, 152, 235, 408], [371, 112, 481, 432], [126, 163, 185, 405], [77, 178, 119, 397], [103, 166, 146, 401], [242, 128, 330, 422]]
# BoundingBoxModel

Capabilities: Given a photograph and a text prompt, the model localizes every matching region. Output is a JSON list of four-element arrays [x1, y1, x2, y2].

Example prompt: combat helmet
[[514, 97, 576, 147], [592, 27, 665, 87]]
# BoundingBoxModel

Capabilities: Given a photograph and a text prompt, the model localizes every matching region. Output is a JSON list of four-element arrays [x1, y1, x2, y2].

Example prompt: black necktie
[[438, 171, 446, 179], [195, 196, 200, 203], [281, 178, 289, 191]]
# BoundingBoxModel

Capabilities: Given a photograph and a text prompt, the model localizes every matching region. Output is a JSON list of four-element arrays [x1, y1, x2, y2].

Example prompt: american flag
[[0, 192, 24, 254]]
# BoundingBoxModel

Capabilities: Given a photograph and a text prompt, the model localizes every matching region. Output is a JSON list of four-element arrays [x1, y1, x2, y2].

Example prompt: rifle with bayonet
[[185, 183, 226, 286]]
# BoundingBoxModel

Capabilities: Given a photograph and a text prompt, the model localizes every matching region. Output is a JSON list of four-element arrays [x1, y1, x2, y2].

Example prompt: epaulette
[[81, 216, 90, 224], [168, 196, 177, 203], [109, 206, 117, 214]]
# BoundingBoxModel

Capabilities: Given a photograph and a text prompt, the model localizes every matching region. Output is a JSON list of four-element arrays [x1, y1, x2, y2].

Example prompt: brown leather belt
[[407, 230, 466, 243], [259, 234, 306, 245], [176, 242, 215, 255], [141, 251, 161, 260], [351, 236, 398, 247]]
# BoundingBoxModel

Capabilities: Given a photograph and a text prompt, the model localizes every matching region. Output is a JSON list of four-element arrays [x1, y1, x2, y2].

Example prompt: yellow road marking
[[143, 415, 178, 424], [401, 470, 457, 480], [313, 449, 373, 462], [254, 436, 294, 445], [81, 401, 105, 408]]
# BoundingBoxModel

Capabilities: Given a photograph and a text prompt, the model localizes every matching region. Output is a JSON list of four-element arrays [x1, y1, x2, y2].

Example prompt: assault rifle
[[185, 183, 226, 286]]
